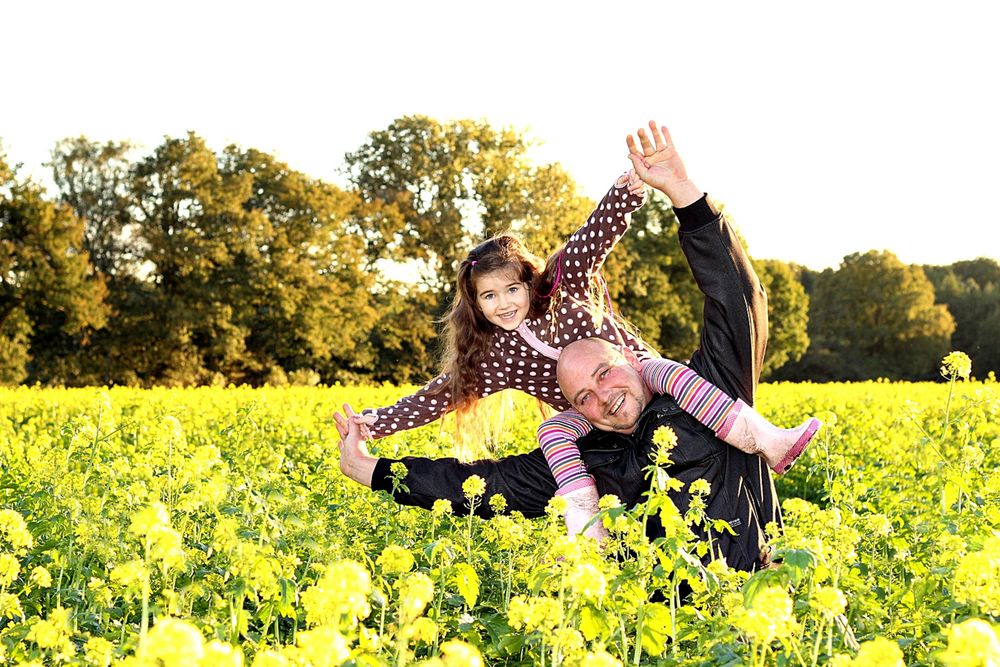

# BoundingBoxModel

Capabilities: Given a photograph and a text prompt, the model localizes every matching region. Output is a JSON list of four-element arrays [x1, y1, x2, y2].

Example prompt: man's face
[[557, 339, 652, 434]]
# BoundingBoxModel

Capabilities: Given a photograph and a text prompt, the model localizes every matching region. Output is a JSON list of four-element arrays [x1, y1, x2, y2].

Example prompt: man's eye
[[579, 394, 589, 405], [600, 370, 608, 380]]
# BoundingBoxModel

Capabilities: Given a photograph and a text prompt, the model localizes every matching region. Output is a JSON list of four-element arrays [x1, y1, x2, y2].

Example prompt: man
[[337, 121, 779, 571]]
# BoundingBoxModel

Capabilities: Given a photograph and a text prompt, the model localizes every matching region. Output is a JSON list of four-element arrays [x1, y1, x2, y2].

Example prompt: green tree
[[48, 137, 139, 276], [804, 251, 955, 380], [925, 258, 1000, 377], [218, 146, 379, 383], [755, 258, 810, 379], [344, 115, 593, 292], [0, 148, 107, 384]]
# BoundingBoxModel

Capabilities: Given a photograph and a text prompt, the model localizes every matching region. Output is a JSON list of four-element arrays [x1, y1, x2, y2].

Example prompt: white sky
[[3, 0, 998, 270]]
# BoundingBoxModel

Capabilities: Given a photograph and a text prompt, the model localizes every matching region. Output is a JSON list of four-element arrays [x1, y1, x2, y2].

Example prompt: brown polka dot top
[[363, 174, 654, 437]]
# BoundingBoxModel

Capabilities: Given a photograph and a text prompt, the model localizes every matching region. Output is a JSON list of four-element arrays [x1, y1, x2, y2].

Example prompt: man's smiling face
[[557, 338, 653, 434]]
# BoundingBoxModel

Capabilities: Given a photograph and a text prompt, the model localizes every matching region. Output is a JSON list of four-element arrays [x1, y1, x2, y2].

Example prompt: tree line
[[2, 116, 996, 387]]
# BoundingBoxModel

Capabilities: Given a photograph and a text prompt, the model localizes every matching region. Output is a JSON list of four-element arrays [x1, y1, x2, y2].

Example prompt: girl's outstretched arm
[[352, 372, 456, 439], [557, 172, 647, 300]]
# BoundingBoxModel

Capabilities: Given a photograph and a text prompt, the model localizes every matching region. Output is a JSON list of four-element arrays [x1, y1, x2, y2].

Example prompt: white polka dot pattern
[[363, 176, 651, 438]]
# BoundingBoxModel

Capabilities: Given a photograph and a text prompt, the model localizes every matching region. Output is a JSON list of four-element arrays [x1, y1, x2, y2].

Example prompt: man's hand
[[334, 403, 377, 488], [626, 120, 702, 208]]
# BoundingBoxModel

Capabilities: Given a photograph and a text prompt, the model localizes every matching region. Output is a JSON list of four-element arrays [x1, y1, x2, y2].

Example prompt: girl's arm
[[358, 373, 456, 438], [559, 172, 646, 299]]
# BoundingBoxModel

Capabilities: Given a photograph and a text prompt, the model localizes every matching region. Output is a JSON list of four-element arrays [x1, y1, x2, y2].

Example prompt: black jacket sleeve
[[676, 196, 768, 405], [370, 449, 557, 518]]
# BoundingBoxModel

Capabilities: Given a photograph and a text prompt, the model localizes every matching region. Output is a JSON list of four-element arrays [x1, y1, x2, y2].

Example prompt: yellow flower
[[377, 544, 415, 575], [810, 586, 847, 617], [129, 502, 170, 538], [598, 495, 621, 510], [462, 475, 487, 499], [110, 560, 149, 591], [0, 554, 20, 588], [405, 617, 438, 643], [0, 592, 23, 620], [440, 639, 483, 667], [0, 509, 34, 552], [432, 499, 453, 517], [250, 649, 290, 667], [546, 495, 568, 519], [29, 565, 53, 589], [301, 559, 372, 628], [397, 571, 435, 623], [580, 649, 624, 667], [941, 351, 973, 380], [939, 618, 1000, 667], [202, 640, 245, 667], [732, 585, 798, 644], [852, 636, 904, 667], [296, 626, 351, 667], [141, 617, 205, 666], [489, 493, 508, 513], [570, 564, 607, 600], [689, 478, 711, 496], [83, 636, 115, 667], [652, 426, 678, 464], [954, 538, 1000, 616]]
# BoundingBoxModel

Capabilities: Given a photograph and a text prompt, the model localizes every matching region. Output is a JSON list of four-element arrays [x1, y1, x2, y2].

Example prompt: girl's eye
[[482, 294, 493, 300]]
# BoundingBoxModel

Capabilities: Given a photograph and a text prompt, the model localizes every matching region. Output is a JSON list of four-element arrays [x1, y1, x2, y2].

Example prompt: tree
[[344, 115, 594, 293], [0, 148, 107, 384], [803, 251, 955, 380], [754, 258, 810, 379], [925, 258, 1000, 377], [48, 137, 139, 276], [218, 146, 379, 383]]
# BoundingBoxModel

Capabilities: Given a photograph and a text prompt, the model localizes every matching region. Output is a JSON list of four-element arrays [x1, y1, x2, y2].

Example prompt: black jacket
[[370, 195, 778, 572]]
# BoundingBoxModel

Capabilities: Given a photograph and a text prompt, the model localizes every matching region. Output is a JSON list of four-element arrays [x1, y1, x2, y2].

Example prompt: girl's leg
[[640, 358, 820, 474], [537, 411, 609, 541]]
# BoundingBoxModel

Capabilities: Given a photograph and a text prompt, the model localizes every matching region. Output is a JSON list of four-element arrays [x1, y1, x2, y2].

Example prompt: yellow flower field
[[0, 361, 998, 665]]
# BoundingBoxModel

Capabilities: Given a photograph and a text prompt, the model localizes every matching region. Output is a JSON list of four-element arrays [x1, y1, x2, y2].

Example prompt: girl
[[344, 124, 820, 539]]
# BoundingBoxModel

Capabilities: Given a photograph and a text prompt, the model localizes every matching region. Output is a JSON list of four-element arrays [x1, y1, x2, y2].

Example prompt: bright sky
[[3, 1, 998, 270]]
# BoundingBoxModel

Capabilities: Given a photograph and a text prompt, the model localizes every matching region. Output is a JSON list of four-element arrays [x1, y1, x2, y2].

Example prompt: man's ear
[[621, 345, 642, 371]]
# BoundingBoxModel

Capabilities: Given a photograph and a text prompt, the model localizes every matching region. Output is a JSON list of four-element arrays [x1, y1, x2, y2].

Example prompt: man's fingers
[[648, 120, 667, 151], [659, 124, 674, 151], [626, 134, 640, 155], [637, 128, 655, 155]]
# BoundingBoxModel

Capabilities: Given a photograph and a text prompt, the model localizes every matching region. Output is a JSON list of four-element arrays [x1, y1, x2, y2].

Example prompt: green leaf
[[639, 602, 672, 657], [452, 562, 480, 608], [579, 604, 611, 642]]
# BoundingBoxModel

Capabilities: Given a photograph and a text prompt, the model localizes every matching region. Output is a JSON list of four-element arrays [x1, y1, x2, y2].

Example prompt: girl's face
[[474, 268, 531, 330]]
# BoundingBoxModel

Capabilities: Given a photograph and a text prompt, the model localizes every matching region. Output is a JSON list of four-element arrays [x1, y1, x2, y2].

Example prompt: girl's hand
[[334, 403, 375, 440], [626, 120, 701, 208]]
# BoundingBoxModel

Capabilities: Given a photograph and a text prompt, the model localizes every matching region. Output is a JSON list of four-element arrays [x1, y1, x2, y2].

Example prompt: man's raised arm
[[627, 121, 767, 404]]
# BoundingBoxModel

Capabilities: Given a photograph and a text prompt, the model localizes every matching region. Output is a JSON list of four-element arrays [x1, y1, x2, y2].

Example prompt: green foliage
[[792, 251, 956, 380], [755, 258, 811, 379], [925, 258, 1000, 377], [0, 149, 108, 384]]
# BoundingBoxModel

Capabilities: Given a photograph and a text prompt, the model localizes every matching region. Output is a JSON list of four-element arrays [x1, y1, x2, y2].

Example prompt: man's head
[[557, 338, 653, 434]]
